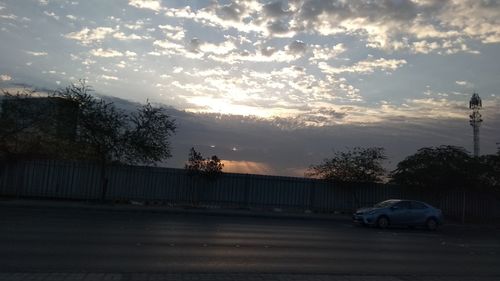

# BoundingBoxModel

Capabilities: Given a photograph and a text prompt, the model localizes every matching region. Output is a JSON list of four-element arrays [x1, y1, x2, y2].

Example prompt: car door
[[389, 201, 412, 225], [410, 201, 429, 225]]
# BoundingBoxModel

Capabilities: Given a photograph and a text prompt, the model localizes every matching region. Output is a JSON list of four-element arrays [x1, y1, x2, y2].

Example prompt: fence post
[[462, 189, 466, 224], [309, 180, 315, 211], [244, 175, 250, 208]]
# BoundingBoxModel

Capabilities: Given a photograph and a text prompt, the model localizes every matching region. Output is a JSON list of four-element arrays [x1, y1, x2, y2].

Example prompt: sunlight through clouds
[[1, 0, 499, 128]]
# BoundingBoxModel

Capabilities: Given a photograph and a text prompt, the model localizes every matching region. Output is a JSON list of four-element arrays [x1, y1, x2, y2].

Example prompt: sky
[[0, 0, 499, 177]]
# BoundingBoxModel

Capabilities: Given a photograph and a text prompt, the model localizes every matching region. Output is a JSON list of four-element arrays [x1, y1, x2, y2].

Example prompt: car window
[[374, 200, 397, 208], [411, 201, 428, 209], [393, 201, 410, 209]]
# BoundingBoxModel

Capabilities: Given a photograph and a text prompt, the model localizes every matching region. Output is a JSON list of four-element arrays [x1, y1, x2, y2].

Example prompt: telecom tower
[[469, 93, 482, 157]]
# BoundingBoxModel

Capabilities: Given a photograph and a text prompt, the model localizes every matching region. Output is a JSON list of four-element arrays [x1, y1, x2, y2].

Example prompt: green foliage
[[54, 81, 177, 165], [53, 81, 177, 200], [0, 89, 74, 160], [306, 147, 387, 183], [1, 81, 177, 168], [478, 152, 500, 193], [185, 147, 224, 179], [390, 145, 475, 190]]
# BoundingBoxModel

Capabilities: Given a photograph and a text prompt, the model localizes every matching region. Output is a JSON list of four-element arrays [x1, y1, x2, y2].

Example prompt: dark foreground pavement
[[1, 203, 499, 281], [0, 273, 498, 281]]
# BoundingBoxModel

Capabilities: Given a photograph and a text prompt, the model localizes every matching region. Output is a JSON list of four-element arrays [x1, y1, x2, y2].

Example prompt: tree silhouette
[[185, 147, 205, 172], [0, 89, 77, 160], [55, 81, 176, 200], [478, 149, 500, 193], [306, 147, 386, 183], [123, 101, 176, 165], [390, 145, 473, 190], [185, 147, 223, 179]]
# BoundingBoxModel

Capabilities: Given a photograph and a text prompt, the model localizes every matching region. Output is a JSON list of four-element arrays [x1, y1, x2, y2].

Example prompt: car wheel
[[377, 216, 390, 229], [426, 218, 438, 231]]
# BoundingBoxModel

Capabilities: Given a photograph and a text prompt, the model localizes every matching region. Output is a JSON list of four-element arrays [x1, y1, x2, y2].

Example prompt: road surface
[[1, 205, 499, 277]]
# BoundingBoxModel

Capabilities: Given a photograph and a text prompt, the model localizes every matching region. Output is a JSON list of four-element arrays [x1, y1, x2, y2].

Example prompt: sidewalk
[[0, 273, 498, 281], [0, 197, 351, 222]]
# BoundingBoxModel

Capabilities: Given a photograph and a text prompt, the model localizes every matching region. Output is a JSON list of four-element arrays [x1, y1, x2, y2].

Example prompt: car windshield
[[374, 200, 398, 208]]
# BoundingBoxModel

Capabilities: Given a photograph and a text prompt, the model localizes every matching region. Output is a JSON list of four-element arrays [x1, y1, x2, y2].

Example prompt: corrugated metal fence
[[1, 160, 499, 220]]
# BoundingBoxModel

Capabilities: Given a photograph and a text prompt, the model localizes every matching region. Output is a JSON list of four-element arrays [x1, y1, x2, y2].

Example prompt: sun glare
[[185, 96, 295, 118]]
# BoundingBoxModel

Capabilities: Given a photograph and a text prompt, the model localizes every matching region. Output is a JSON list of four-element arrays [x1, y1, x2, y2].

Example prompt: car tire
[[426, 218, 438, 231], [377, 216, 390, 229]]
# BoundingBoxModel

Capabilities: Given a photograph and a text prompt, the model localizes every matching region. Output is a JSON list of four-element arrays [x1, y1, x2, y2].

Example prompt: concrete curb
[[0, 198, 352, 222]]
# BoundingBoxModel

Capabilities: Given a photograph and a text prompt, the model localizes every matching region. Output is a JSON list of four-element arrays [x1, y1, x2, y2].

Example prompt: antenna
[[469, 93, 482, 157]]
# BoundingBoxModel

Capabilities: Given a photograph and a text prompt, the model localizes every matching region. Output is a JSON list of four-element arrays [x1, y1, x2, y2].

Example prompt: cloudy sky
[[0, 0, 499, 176]]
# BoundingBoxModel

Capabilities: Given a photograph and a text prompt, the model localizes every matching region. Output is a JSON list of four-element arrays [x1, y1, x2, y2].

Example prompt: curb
[[0, 198, 352, 222]]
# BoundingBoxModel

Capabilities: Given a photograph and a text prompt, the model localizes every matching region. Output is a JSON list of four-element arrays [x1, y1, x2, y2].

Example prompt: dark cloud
[[263, 1, 290, 18], [287, 39, 307, 54], [353, 0, 418, 22], [188, 37, 201, 52], [298, 0, 350, 25], [478, 0, 500, 8], [297, 0, 418, 24], [260, 45, 277, 56], [216, 2, 247, 21], [101, 96, 500, 176], [267, 20, 290, 34]]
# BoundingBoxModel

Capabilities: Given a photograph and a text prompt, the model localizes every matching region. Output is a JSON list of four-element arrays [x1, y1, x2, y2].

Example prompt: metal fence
[[1, 160, 499, 220]]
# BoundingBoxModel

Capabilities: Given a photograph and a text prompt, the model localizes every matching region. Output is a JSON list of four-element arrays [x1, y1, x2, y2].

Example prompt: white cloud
[[198, 40, 237, 55], [0, 74, 12, 81], [116, 61, 127, 68], [65, 26, 148, 45], [159, 24, 185, 40], [101, 74, 119, 80], [152, 39, 185, 54], [125, 21, 145, 30], [309, 43, 346, 62], [128, 0, 162, 12], [43, 11, 59, 20], [437, 1, 500, 44], [26, 51, 48, 56], [0, 14, 17, 20], [161, 3, 268, 35], [456, 80, 474, 88], [65, 27, 115, 45], [124, 51, 137, 57], [318, 57, 407, 75], [113, 32, 145, 40], [90, 48, 123, 57]]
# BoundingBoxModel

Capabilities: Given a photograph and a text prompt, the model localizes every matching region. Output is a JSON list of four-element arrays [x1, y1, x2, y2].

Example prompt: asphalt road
[[1, 205, 499, 277]]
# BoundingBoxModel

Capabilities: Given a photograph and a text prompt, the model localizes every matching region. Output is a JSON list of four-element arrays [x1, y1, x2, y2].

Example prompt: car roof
[[384, 199, 433, 207]]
